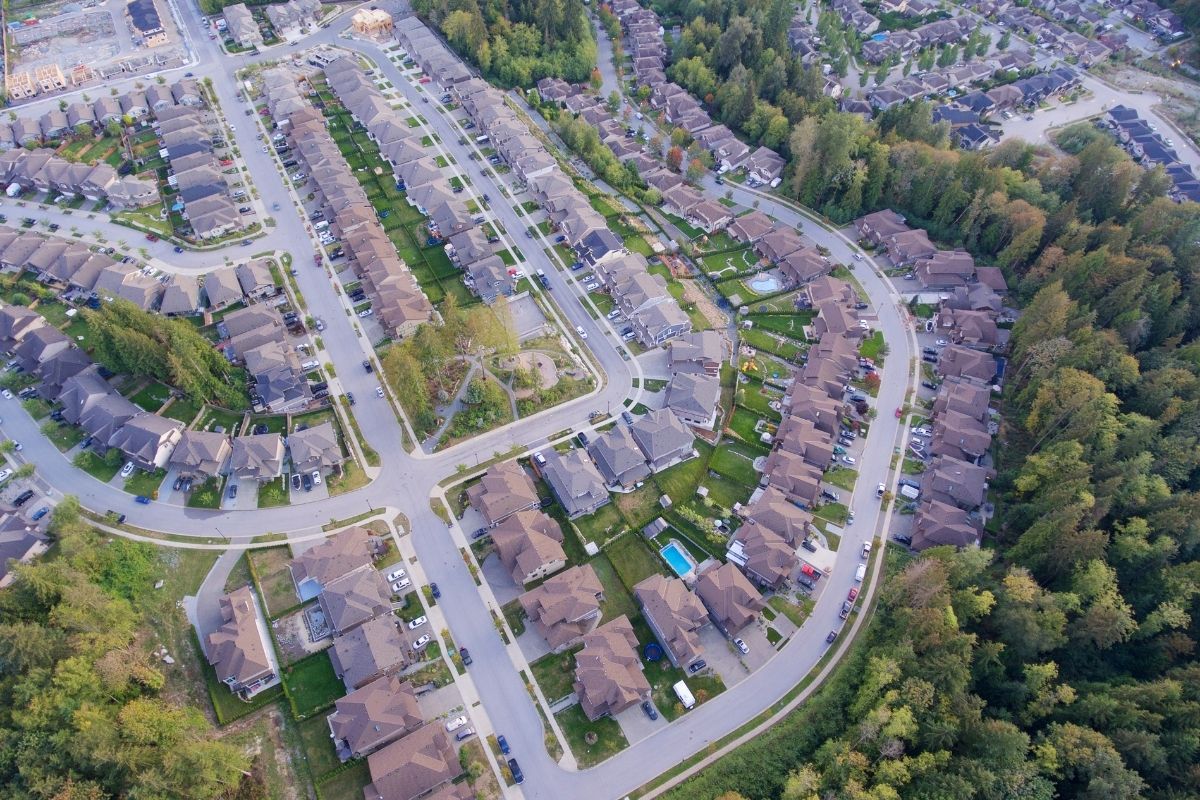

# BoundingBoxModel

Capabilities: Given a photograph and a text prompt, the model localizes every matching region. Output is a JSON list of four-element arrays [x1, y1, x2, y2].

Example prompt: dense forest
[[412, 0, 597, 86], [0, 499, 253, 799]]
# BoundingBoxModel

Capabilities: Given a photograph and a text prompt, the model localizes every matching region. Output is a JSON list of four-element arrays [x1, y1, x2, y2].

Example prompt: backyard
[[248, 545, 298, 617], [282, 652, 343, 720]]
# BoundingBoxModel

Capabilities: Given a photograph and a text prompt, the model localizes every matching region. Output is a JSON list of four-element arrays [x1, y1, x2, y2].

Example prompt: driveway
[[615, 697, 667, 744], [696, 626, 749, 689], [222, 478, 256, 509], [635, 348, 670, 379], [480, 552, 522, 606], [416, 682, 466, 718]]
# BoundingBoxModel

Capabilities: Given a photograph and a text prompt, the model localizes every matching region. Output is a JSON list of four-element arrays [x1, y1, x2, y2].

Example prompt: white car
[[734, 638, 749, 655], [584, 282, 599, 291], [386, 569, 407, 581], [0, 390, 11, 400], [913, 426, 931, 437], [311, 470, 322, 486], [10, 441, 20, 451], [853, 253, 863, 260], [575, 325, 588, 339], [876, 483, 886, 498], [392, 578, 412, 592], [935, 338, 948, 346], [841, 455, 857, 465], [0, 469, 11, 483], [120, 462, 135, 478], [413, 633, 432, 650], [358, 308, 374, 318], [375, 387, 385, 398], [445, 715, 468, 732], [408, 615, 428, 629]]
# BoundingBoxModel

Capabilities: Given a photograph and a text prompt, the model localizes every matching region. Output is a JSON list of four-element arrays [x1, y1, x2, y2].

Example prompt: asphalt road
[[0, 6, 924, 798]]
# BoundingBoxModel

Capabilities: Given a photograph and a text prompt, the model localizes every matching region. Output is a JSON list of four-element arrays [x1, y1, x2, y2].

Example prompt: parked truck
[[673, 680, 696, 710]]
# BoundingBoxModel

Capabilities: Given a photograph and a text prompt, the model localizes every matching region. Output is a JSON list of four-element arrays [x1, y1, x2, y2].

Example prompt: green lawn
[[709, 442, 762, 488], [257, 476, 291, 508], [653, 442, 712, 500], [815, 502, 849, 525], [250, 414, 289, 434], [161, 397, 202, 424], [605, 534, 665, 592], [699, 474, 753, 511], [187, 477, 223, 508], [124, 468, 166, 498], [859, 330, 885, 362], [196, 405, 243, 434], [591, 553, 641, 624], [555, 704, 629, 768], [315, 760, 370, 800], [296, 713, 341, 781], [768, 594, 814, 628], [740, 328, 803, 361], [735, 382, 783, 422], [824, 467, 858, 491], [573, 501, 626, 546], [282, 652, 344, 720], [41, 421, 85, 452], [529, 648, 580, 703], [613, 483, 661, 529], [502, 599, 526, 637], [728, 407, 767, 446], [129, 381, 173, 412], [745, 313, 815, 340], [248, 546, 298, 617]]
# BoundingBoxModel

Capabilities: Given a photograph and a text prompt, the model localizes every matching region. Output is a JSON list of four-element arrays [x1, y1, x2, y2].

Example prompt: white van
[[854, 564, 866, 583], [313, 220, 330, 232], [673, 680, 696, 710]]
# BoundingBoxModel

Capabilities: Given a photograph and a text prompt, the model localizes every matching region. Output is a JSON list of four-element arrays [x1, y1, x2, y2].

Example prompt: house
[[634, 574, 708, 668], [0, 305, 45, 352], [228, 434, 285, 481], [491, 510, 568, 586], [727, 210, 775, 243], [290, 527, 374, 602], [107, 412, 183, 471], [205, 586, 276, 699], [235, 259, 277, 299], [466, 255, 515, 305], [884, 228, 937, 265], [169, 430, 232, 479], [629, 408, 695, 471], [744, 147, 786, 184], [762, 450, 823, 508], [288, 421, 344, 475], [669, 331, 724, 376], [540, 449, 610, 519], [687, 199, 733, 234], [204, 267, 244, 309], [936, 345, 997, 382], [666, 372, 721, 429], [932, 376, 991, 422], [573, 616, 652, 720], [0, 514, 49, 589], [327, 676, 422, 762], [694, 561, 766, 636], [79, 394, 139, 447], [36, 347, 93, 402], [740, 486, 812, 545], [589, 425, 651, 488], [320, 567, 393, 636], [15, 325, 70, 373], [912, 498, 981, 551], [854, 209, 908, 245], [329, 614, 410, 691], [518, 564, 604, 652], [931, 409, 992, 463], [160, 274, 202, 316], [921, 454, 989, 509], [362, 724, 462, 800], [224, 3, 263, 48], [728, 521, 797, 590], [57, 372, 115, 426], [630, 299, 691, 347], [244, 342, 310, 412], [467, 461, 540, 526]]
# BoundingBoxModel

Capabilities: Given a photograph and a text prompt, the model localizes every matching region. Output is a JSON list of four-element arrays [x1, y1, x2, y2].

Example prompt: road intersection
[[1, 4, 921, 797]]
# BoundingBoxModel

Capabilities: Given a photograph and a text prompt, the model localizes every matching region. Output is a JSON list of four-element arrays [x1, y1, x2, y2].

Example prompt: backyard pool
[[748, 275, 780, 294], [660, 539, 698, 579]]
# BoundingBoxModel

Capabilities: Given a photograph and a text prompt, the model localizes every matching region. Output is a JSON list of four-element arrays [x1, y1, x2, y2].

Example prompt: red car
[[894, 407, 902, 418], [418, 76, 432, 84], [847, 587, 859, 602], [145, 233, 158, 242]]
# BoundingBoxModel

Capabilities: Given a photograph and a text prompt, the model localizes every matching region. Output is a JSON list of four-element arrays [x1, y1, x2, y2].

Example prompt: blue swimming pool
[[660, 540, 697, 578], [748, 275, 780, 294]]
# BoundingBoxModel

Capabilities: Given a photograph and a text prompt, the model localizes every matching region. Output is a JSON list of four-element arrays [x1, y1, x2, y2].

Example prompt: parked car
[[497, 734, 510, 755], [120, 462, 135, 478], [876, 483, 886, 498], [508, 759, 524, 785], [455, 727, 476, 741], [460, 647, 472, 666], [575, 325, 588, 339], [30, 506, 49, 521], [826, 629, 838, 643], [134, 495, 150, 505], [311, 470, 322, 486], [412, 634, 431, 650], [641, 700, 659, 720], [407, 615, 427, 629], [228, 484, 238, 499], [430, 582, 441, 598], [801, 538, 817, 552], [387, 568, 407, 581], [392, 578, 411, 592], [734, 638, 749, 655], [848, 587, 859, 601], [840, 601, 852, 619], [444, 716, 468, 732]]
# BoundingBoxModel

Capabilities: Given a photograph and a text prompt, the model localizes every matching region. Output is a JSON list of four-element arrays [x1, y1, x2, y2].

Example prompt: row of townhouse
[[218, 299, 315, 413], [1103, 105, 1200, 203], [156, 105, 248, 240], [284, 526, 470, 799], [860, 17, 975, 64], [997, 7, 1113, 63], [1, 79, 202, 150], [729, 277, 877, 591], [0, 149, 158, 210], [393, 16, 473, 88], [262, 64, 434, 339]]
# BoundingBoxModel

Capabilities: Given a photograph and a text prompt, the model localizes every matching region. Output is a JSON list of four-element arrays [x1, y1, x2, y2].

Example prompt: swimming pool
[[748, 275, 780, 293], [660, 540, 698, 578]]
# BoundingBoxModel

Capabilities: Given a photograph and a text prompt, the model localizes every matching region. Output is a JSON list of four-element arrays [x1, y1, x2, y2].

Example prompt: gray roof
[[542, 449, 609, 518], [320, 567, 392, 634], [169, 430, 232, 476], [667, 372, 721, 418], [629, 408, 694, 464], [229, 433, 284, 479], [288, 421, 343, 473], [587, 425, 650, 487]]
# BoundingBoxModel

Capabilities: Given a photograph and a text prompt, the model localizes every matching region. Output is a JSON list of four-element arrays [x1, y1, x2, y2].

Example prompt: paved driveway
[[481, 552, 522, 606], [417, 682, 466, 719], [615, 697, 667, 743], [696, 626, 750, 688]]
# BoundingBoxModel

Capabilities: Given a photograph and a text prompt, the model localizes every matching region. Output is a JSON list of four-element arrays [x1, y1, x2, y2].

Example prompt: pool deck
[[659, 539, 698, 579]]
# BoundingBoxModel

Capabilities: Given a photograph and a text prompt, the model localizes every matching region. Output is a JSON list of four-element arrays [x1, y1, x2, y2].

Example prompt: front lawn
[[124, 468, 166, 498], [257, 476, 291, 508], [282, 652, 344, 720], [605, 534, 664, 592], [823, 467, 858, 491], [187, 477, 223, 508], [859, 330, 885, 362], [529, 648, 579, 704], [327, 461, 370, 496], [41, 421, 85, 452], [555, 704, 629, 768], [815, 502, 849, 525], [768, 594, 814, 627]]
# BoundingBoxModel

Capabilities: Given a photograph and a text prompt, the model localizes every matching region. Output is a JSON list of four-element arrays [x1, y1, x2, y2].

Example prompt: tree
[[667, 145, 684, 172], [606, 90, 621, 112]]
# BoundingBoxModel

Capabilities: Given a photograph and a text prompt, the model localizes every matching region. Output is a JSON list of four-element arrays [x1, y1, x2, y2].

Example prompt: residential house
[[329, 614, 410, 691], [912, 498, 981, 551], [854, 209, 908, 246], [668, 330, 724, 376], [36, 347, 93, 402], [744, 147, 786, 184], [490, 509, 568, 586], [320, 567, 393, 636], [224, 3, 263, 48], [728, 521, 798, 590], [540, 449, 610, 520], [160, 274, 202, 315], [235, 258, 277, 299], [666, 372, 721, 429], [727, 210, 775, 244], [290, 527, 374, 602], [573, 616, 651, 720], [107, 412, 183, 471], [327, 676, 422, 762], [518, 564, 605, 652], [913, 250, 975, 289], [205, 586, 275, 698], [466, 461, 540, 526], [589, 425, 651, 488], [695, 561, 766, 636], [169, 430, 232, 479], [634, 574, 708, 668], [15, 325, 70, 373], [204, 267, 244, 309], [921, 454, 989, 510], [228, 434, 284, 481], [0, 514, 50, 589], [884, 228, 937, 265], [288, 421, 344, 475], [78, 394, 139, 448], [630, 299, 691, 347], [936, 345, 997, 382], [629, 408, 695, 471], [361, 724, 462, 800], [740, 486, 812, 545]]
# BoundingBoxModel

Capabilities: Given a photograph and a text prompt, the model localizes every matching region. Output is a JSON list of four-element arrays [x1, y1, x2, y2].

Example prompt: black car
[[227, 484, 238, 499], [840, 600, 852, 619], [922, 354, 938, 364], [801, 538, 817, 552], [109, 511, 126, 524], [13, 490, 35, 507], [507, 759, 524, 785], [922, 381, 940, 390], [641, 700, 658, 720], [181, 478, 193, 493], [460, 648, 472, 666], [472, 527, 488, 539], [430, 582, 441, 599], [291, 474, 301, 491], [347, 392, 356, 405], [577, 432, 589, 447], [173, 477, 184, 491], [826, 629, 837, 643], [688, 659, 707, 673], [363, 359, 373, 373], [302, 473, 313, 491]]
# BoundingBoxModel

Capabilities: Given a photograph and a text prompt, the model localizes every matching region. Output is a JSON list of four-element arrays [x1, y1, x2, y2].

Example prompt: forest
[[412, 0, 597, 86], [0, 499, 255, 800]]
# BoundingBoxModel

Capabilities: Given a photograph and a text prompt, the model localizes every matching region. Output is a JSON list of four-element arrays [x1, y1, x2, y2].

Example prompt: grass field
[[296, 713, 341, 780], [315, 760, 369, 800], [124, 468, 166, 498], [591, 553, 640, 624], [282, 652, 343, 719], [573, 501, 626, 546], [130, 381, 173, 412], [744, 312, 815, 340], [709, 442, 762, 488], [859, 330, 885, 362], [824, 466, 858, 491], [257, 476, 291, 508], [41, 421, 85, 452], [605, 534, 665, 591], [556, 704, 629, 768], [529, 649, 579, 703], [248, 545, 297, 616]]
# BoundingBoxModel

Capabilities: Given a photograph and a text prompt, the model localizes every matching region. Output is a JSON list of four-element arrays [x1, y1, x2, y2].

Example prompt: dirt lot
[[1100, 62, 1200, 141]]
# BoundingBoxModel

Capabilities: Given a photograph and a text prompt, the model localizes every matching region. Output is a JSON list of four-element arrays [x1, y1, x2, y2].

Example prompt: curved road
[[1, 4, 920, 798]]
